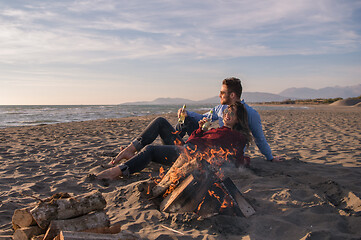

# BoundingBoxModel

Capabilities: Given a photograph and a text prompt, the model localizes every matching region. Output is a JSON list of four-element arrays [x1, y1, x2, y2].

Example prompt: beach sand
[[1, 106, 360, 239]]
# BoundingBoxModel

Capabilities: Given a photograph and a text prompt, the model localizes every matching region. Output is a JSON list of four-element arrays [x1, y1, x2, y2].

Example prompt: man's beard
[[221, 95, 231, 105]]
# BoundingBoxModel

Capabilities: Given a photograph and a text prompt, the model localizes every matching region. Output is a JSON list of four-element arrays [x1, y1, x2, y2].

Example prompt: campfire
[[142, 142, 255, 218]]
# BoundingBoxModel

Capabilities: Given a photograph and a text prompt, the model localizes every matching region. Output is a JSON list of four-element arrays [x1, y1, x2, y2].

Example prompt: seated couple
[[97, 102, 253, 180]]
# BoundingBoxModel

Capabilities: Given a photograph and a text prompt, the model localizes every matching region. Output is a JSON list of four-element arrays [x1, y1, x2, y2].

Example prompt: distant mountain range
[[120, 92, 289, 105], [279, 84, 361, 99], [121, 84, 361, 105]]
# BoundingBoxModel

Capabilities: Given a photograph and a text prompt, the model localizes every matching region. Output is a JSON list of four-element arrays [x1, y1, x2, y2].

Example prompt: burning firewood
[[160, 173, 214, 213], [151, 148, 255, 217], [159, 174, 255, 217], [152, 147, 231, 197], [152, 143, 242, 199], [152, 154, 201, 197]]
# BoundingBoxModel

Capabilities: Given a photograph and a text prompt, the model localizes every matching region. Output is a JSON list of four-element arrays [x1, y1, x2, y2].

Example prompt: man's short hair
[[222, 77, 242, 99]]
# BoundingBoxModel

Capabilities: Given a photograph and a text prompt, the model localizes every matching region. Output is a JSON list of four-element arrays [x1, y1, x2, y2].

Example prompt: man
[[176, 77, 281, 162]]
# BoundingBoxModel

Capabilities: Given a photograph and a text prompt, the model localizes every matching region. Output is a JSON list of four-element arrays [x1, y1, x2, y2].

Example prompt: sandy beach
[[1, 106, 360, 239]]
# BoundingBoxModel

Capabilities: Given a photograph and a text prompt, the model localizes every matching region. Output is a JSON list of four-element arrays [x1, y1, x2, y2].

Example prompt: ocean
[[0, 104, 309, 128]]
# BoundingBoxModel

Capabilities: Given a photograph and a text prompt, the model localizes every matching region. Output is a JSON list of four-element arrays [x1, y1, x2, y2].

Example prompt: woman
[[97, 102, 252, 180]]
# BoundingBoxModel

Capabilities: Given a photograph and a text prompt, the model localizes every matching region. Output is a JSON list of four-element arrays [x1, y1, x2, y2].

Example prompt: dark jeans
[[175, 116, 199, 138], [125, 145, 181, 174], [123, 117, 185, 175]]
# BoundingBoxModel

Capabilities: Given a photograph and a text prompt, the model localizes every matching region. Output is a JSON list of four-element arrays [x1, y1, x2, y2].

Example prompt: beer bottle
[[178, 104, 186, 124], [202, 109, 213, 131]]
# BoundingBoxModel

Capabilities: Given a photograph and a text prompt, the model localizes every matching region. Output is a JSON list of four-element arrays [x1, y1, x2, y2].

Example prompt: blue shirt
[[187, 100, 274, 160]]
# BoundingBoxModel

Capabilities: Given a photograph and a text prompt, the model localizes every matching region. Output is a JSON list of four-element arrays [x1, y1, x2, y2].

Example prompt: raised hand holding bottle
[[202, 109, 213, 131], [178, 104, 186, 124]]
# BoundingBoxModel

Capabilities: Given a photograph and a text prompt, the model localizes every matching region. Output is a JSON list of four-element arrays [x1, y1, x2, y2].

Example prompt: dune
[[353, 102, 361, 107], [330, 98, 361, 106]]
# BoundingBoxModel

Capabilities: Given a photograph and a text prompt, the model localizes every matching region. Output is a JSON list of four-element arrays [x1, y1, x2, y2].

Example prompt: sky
[[0, 0, 360, 105]]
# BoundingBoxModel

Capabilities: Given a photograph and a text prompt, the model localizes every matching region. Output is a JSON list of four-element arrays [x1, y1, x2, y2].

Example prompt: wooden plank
[[222, 177, 255, 217], [59, 230, 141, 240], [160, 174, 196, 212], [177, 173, 214, 213], [160, 173, 214, 213], [43, 211, 110, 240]]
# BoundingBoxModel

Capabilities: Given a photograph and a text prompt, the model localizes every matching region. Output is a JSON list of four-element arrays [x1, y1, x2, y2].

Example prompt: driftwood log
[[58, 230, 141, 240], [12, 225, 45, 240], [43, 211, 110, 240], [30, 190, 106, 229], [12, 207, 37, 229]]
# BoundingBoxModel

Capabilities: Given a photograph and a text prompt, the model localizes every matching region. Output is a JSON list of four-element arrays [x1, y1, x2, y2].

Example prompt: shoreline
[[1, 107, 361, 239], [1, 103, 358, 130]]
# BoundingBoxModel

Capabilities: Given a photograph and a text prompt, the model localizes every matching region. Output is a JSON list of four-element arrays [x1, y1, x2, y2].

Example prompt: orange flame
[[159, 166, 165, 179], [157, 145, 237, 198], [171, 131, 184, 145], [161, 166, 185, 198], [220, 196, 233, 209], [174, 138, 183, 145], [213, 182, 234, 210], [197, 196, 206, 212], [163, 184, 177, 198], [169, 167, 182, 184], [147, 185, 151, 195], [208, 190, 222, 203], [154, 141, 240, 214]]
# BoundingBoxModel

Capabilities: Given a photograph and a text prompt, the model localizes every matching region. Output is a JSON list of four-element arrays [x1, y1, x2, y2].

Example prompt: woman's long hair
[[229, 102, 253, 147]]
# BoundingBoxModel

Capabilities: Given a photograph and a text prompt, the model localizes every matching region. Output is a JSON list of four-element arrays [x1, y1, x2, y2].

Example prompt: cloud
[[0, 0, 360, 64]]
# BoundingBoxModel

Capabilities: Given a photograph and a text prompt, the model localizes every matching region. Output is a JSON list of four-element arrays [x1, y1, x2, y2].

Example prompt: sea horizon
[[0, 104, 309, 129]]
